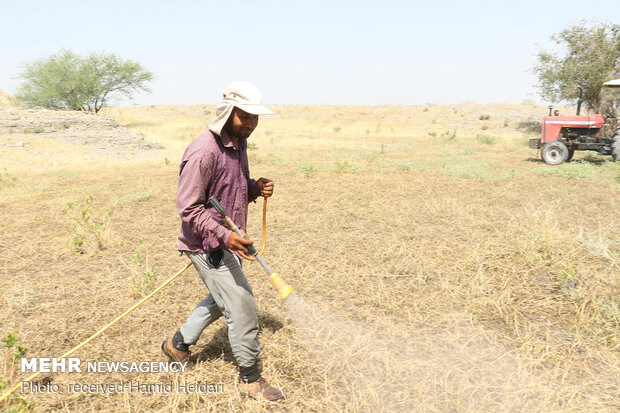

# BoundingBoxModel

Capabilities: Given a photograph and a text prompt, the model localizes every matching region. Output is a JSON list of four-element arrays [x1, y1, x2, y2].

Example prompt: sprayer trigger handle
[[246, 244, 258, 256]]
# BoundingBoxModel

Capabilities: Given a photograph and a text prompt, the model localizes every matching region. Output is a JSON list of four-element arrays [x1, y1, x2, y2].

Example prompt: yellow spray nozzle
[[269, 273, 293, 300]]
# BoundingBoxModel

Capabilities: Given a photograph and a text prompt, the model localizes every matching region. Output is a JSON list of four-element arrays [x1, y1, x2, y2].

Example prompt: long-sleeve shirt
[[176, 129, 261, 254]]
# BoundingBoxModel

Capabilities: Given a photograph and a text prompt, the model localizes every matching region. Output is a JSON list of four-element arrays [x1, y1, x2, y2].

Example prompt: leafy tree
[[532, 21, 620, 112], [16, 50, 153, 113]]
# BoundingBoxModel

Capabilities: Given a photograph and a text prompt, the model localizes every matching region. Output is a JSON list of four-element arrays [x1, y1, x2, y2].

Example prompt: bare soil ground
[[0, 102, 618, 412], [0, 108, 164, 168]]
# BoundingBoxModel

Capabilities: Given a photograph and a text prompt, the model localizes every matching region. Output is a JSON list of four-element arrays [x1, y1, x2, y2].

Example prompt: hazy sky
[[1, 0, 618, 106]]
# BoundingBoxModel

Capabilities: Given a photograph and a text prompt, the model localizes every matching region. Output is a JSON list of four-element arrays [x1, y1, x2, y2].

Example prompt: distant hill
[[0, 90, 19, 108]]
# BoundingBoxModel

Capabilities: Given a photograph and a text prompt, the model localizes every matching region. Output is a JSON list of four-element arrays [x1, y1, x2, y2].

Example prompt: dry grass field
[[1, 101, 619, 412]]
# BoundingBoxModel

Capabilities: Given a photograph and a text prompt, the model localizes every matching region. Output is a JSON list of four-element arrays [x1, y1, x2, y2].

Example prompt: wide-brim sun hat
[[603, 79, 620, 88], [209, 81, 274, 136]]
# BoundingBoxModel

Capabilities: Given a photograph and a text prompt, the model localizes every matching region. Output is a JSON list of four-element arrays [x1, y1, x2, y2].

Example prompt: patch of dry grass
[[1, 103, 618, 412]]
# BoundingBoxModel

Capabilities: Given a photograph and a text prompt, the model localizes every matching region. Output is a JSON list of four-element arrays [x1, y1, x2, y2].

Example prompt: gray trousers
[[179, 250, 260, 369]]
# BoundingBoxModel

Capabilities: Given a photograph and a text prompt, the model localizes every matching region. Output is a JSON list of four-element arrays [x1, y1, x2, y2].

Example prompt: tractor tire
[[567, 149, 575, 162], [612, 130, 620, 162], [541, 141, 569, 165]]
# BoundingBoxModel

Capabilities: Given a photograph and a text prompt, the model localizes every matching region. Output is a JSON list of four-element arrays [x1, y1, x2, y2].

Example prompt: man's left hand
[[257, 178, 274, 198]]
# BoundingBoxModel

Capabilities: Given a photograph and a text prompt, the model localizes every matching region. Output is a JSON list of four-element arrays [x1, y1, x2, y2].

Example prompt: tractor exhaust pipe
[[576, 86, 583, 116]]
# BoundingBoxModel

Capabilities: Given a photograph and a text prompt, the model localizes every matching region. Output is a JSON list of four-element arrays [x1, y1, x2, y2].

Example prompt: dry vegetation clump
[[0, 103, 618, 412]]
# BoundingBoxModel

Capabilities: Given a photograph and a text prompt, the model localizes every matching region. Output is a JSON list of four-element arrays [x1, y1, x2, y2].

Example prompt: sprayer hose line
[[0, 262, 193, 404], [238, 197, 267, 261]]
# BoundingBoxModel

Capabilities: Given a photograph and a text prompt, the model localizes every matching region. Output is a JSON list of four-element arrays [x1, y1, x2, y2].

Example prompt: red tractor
[[530, 79, 620, 165]]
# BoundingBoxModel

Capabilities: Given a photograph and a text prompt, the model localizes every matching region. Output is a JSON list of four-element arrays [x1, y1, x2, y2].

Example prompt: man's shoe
[[161, 338, 195, 371], [238, 377, 284, 401]]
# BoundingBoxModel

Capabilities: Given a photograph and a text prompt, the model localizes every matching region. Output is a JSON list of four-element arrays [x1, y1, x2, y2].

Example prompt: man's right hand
[[227, 231, 254, 255]]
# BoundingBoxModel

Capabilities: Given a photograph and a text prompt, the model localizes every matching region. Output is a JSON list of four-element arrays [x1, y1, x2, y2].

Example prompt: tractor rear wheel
[[541, 141, 569, 165], [612, 130, 620, 162]]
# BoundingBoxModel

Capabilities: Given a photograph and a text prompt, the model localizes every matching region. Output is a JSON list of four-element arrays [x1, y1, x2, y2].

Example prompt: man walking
[[162, 81, 284, 401]]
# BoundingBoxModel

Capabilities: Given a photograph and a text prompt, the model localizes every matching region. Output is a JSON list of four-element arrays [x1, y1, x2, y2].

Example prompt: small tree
[[16, 50, 153, 113], [532, 21, 620, 112]]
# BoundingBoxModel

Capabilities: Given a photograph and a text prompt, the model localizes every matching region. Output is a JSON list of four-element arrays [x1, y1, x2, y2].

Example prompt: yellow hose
[[0, 262, 192, 404], [238, 197, 267, 261]]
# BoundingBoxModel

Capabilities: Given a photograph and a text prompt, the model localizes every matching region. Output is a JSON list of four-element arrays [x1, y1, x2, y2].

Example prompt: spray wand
[[208, 196, 293, 300]]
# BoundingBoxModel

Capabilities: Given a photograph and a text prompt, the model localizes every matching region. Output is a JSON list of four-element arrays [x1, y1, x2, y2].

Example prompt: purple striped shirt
[[176, 130, 260, 254]]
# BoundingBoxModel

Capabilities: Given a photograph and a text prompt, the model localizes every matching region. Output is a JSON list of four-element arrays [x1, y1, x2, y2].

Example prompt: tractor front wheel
[[612, 130, 620, 162], [541, 141, 569, 165]]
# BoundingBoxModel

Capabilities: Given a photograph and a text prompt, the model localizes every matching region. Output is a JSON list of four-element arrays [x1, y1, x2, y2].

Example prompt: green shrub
[[63, 196, 114, 253], [126, 237, 156, 297], [299, 163, 318, 178], [1, 330, 29, 412], [475, 134, 497, 145], [333, 160, 357, 173], [2, 331, 27, 363]]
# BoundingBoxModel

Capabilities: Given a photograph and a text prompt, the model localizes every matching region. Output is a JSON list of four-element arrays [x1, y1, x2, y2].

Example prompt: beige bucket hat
[[209, 81, 274, 136]]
